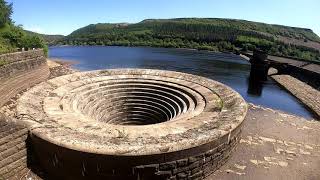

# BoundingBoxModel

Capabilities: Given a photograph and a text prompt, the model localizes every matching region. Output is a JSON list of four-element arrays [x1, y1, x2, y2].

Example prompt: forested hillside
[[25, 30, 64, 46], [59, 18, 320, 62], [0, 0, 47, 55]]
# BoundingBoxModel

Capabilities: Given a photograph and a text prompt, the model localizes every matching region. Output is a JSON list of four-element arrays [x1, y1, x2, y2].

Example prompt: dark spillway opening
[[77, 80, 196, 125]]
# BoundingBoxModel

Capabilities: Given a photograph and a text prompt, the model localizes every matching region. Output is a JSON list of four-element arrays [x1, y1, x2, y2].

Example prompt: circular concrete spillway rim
[[17, 69, 248, 156]]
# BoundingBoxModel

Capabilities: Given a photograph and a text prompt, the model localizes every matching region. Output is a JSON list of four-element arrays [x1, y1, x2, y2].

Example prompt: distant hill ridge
[[56, 18, 320, 62], [24, 30, 64, 45], [70, 18, 320, 42]]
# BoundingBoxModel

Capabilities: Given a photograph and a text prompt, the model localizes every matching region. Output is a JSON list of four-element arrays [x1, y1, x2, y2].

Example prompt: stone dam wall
[[0, 115, 29, 179], [285, 64, 320, 90], [0, 50, 49, 179], [270, 73, 320, 118], [0, 50, 49, 108]]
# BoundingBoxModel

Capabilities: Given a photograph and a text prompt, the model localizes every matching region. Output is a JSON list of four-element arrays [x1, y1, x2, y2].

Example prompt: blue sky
[[7, 0, 320, 36]]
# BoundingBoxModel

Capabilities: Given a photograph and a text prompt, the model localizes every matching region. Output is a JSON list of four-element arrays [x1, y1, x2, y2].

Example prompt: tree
[[0, 0, 13, 27]]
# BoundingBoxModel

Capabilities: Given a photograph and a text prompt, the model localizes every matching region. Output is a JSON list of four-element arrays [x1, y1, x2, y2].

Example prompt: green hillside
[[59, 18, 320, 62], [24, 30, 64, 46], [0, 24, 48, 55], [141, 18, 320, 42]]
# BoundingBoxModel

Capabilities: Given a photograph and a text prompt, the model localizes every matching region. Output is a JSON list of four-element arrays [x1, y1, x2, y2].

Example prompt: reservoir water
[[49, 46, 315, 119]]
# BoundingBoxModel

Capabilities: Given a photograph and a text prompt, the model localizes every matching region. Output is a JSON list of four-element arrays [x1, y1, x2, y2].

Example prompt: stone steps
[[0, 64, 49, 108], [0, 50, 50, 179], [0, 152, 27, 179], [0, 50, 49, 179], [7, 166, 42, 180], [0, 115, 29, 179], [55, 78, 204, 125]]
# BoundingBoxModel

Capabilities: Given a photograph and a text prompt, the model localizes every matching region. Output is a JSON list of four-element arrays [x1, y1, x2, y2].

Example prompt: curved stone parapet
[[0, 49, 49, 179], [17, 69, 247, 179]]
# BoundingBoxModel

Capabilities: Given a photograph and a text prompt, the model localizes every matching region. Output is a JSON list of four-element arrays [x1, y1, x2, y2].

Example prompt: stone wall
[[286, 64, 320, 90], [29, 125, 241, 180], [0, 115, 29, 179], [271, 73, 320, 118], [0, 50, 49, 179], [0, 50, 49, 107], [133, 128, 241, 180]]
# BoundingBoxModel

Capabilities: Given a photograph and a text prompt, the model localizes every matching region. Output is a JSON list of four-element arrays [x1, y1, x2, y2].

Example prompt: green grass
[[236, 35, 274, 46]]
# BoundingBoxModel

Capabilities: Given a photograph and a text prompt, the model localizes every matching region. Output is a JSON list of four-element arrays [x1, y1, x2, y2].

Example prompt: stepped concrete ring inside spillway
[[17, 69, 247, 179]]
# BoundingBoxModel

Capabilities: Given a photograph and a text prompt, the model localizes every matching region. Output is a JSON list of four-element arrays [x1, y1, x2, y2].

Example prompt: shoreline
[[46, 58, 78, 79], [49, 45, 320, 65], [47, 58, 79, 67], [49, 45, 238, 55]]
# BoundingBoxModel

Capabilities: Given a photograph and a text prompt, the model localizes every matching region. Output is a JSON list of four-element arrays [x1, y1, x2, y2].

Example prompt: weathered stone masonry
[[17, 69, 247, 179], [0, 52, 248, 179], [132, 128, 241, 180], [0, 115, 29, 179], [29, 126, 241, 180], [0, 50, 49, 107], [0, 50, 49, 179]]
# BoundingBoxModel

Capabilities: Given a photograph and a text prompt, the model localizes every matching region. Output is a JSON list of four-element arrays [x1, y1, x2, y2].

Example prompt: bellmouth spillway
[[17, 69, 247, 179]]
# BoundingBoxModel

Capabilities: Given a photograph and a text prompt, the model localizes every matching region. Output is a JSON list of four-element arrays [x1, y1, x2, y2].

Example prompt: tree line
[[0, 0, 47, 55], [58, 20, 320, 63]]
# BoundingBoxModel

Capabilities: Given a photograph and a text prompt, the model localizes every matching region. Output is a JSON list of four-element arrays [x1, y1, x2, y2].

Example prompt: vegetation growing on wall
[[0, 59, 7, 66]]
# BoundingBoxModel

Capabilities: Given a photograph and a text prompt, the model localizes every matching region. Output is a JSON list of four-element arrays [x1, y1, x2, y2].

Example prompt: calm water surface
[[49, 46, 315, 119]]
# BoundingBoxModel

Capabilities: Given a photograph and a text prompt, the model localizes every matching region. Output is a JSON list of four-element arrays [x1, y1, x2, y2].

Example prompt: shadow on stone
[[26, 134, 48, 179]]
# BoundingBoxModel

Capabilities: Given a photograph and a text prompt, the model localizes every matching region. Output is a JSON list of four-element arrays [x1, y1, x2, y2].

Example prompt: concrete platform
[[17, 103, 320, 180], [210, 104, 320, 180], [3, 103, 320, 180]]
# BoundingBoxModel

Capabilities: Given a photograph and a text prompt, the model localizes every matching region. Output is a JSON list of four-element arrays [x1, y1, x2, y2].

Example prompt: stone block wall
[[0, 50, 49, 107], [0, 50, 46, 79], [29, 125, 241, 180], [0, 50, 49, 179], [132, 128, 241, 180], [286, 64, 320, 90], [0, 115, 29, 179]]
